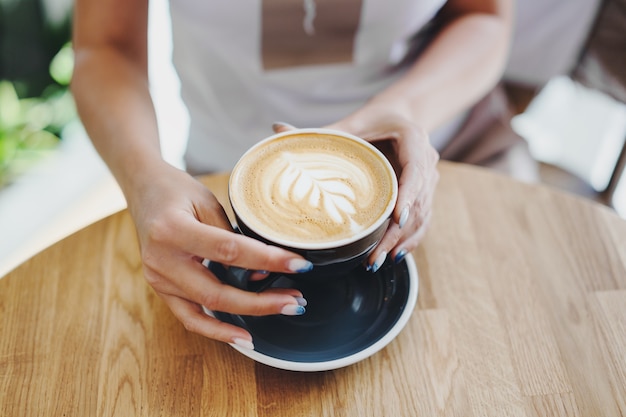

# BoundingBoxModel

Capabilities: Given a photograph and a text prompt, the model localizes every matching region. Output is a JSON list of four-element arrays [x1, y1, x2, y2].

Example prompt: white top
[[169, 0, 450, 173]]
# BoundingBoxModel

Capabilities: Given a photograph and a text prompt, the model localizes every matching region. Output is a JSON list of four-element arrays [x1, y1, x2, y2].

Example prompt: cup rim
[[229, 128, 399, 250]]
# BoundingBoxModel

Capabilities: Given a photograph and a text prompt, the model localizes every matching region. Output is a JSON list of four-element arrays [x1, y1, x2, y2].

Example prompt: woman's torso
[[169, 0, 449, 173]]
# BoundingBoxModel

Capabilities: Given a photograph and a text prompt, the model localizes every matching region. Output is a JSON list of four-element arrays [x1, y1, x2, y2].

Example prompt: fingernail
[[371, 251, 387, 273], [394, 249, 407, 264], [399, 206, 410, 229], [295, 296, 308, 307], [257, 270, 269, 275], [281, 304, 306, 316], [232, 338, 255, 350], [272, 121, 296, 131], [287, 259, 313, 273]]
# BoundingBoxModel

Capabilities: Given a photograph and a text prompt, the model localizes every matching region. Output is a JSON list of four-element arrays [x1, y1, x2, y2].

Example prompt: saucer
[[208, 254, 418, 372]]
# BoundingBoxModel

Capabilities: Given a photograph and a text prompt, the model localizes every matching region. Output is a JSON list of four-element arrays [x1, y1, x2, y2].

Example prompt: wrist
[[115, 152, 178, 206]]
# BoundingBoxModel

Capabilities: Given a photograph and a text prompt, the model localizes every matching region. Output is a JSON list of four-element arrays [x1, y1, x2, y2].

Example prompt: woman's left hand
[[325, 107, 439, 271]]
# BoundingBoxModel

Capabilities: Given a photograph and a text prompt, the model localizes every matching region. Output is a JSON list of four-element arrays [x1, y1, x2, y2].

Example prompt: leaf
[[49, 43, 74, 86], [0, 81, 22, 130], [278, 152, 358, 224]]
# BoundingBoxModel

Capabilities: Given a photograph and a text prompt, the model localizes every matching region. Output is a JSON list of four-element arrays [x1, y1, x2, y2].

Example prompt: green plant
[[0, 42, 76, 187]]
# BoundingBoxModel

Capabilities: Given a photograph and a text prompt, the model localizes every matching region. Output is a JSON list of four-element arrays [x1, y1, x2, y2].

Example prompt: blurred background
[[0, 0, 625, 276]]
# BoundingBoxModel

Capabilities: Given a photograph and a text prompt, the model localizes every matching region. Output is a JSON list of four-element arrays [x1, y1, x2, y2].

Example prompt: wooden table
[[1, 161, 625, 416]]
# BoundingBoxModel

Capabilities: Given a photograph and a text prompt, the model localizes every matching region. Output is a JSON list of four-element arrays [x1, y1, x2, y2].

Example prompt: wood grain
[[1, 162, 625, 416]]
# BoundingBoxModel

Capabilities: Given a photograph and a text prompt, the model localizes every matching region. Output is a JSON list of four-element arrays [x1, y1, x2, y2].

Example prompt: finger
[[367, 210, 431, 271], [367, 174, 436, 271], [388, 198, 434, 265], [161, 259, 307, 317], [366, 221, 402, 272], [392, 140, 435, 226], [405, 171, 435, 230], [394, 161, 421, 228], [147, 261, 304, 302], [250, 270, 270, 281], [160, 292, 254, 346], [383, 158, 425, 250], [165, 212, 313, 274], [262, 286, 306, 300], [393, 209, 433, 259]]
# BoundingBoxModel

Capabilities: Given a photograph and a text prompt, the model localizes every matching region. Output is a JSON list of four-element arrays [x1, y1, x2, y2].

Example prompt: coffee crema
[[230, 132, 396, 246]]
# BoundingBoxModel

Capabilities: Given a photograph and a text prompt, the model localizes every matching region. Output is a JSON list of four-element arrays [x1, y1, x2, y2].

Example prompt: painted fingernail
[[394, 249, 407, 264], [281, 304, 306, 316], [399, 206, 410, 229], [294, 296, 308, 307], [272, 121, 296, 131], [287, 259, 313, 273], [371, 251, 387, 273], [232, 338, 255, 350]]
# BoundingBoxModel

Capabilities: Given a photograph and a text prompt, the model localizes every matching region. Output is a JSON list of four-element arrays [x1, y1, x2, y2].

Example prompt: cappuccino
[[229, 130, 397, 248]]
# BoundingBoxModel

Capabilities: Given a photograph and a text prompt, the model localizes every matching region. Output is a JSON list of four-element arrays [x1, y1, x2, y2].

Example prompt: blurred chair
[[571, 0, 626, 207], [490, 0, 626, 214]]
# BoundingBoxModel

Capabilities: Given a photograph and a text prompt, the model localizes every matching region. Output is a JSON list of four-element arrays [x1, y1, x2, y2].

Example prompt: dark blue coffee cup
[[207, 128, 398, 291]]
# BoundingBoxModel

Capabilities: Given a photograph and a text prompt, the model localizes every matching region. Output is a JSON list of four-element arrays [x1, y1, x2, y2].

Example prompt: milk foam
[[278, 152, 361, 224], [231, 133, 395, 245]]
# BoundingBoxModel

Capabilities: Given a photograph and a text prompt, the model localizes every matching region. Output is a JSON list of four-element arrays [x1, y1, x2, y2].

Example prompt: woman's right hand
[[71, 0, 313, 351], [127, 163, 312, 349]]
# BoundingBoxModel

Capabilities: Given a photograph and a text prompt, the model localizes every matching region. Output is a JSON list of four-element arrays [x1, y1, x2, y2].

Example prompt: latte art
[[277, 152, 365, 227], [230, 132, 396, 246]]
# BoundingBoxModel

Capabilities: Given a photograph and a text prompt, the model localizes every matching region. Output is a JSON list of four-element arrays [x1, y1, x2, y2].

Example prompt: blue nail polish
[[399, 206, 410, 229], [288, 259, 313, 273], [281, 304, 306, 316], [371, 252, 387, 273], [394, 250, 407, 264]]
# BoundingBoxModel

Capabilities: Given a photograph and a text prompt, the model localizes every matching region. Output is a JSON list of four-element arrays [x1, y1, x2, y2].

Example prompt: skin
[[71, 0, 513, 347]]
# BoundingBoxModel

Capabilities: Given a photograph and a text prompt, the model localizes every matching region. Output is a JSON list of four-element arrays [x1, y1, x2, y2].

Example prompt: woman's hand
[[127, 163, 312, 349], [326, 108, 439, 271]]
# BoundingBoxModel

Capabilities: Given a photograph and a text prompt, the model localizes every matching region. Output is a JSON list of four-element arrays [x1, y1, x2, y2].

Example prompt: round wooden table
[[1, 161, 625, 416]]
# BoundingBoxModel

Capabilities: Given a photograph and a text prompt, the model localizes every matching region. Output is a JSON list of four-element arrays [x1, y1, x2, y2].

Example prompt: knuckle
[[414, 198, 425, 214], [180, 317, 201, 334], [214, 239, 240, 263], [141, 247, 161, 271], [142, 267, 174, 295], [143, 269, 161, 287], [416, 210, 432, 231], [199, 289, 224, 311], [145, 215, 176, 245]]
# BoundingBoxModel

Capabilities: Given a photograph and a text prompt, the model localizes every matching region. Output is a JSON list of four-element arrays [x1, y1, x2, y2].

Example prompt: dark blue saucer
[[211, 255, 418, 371]]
